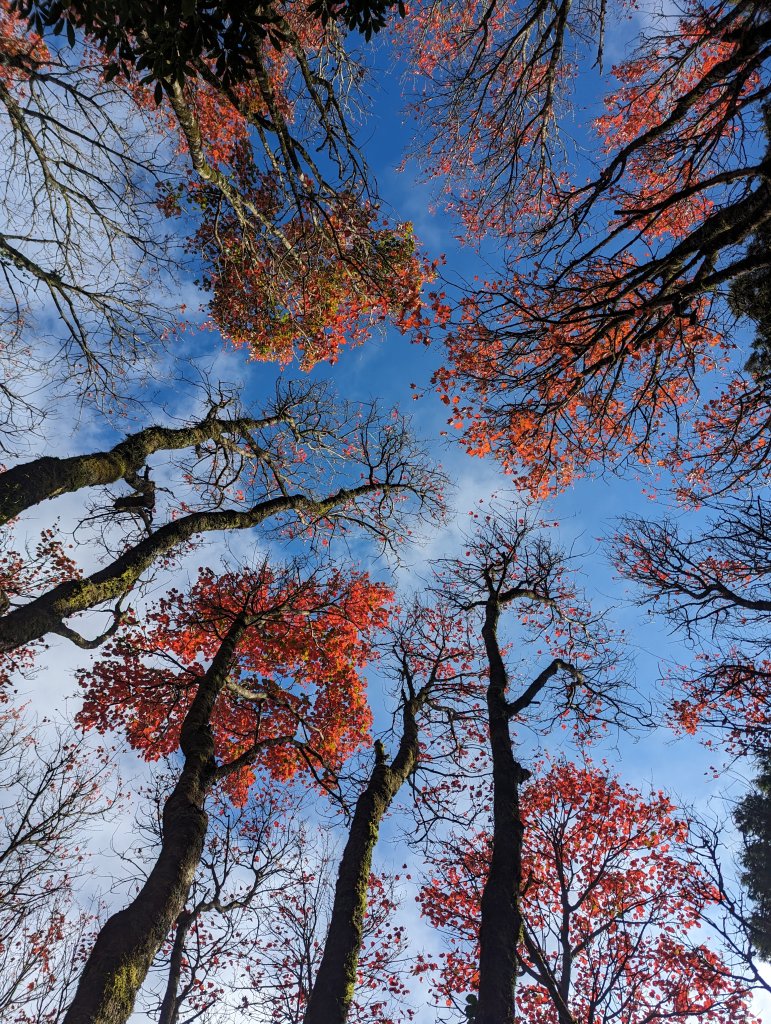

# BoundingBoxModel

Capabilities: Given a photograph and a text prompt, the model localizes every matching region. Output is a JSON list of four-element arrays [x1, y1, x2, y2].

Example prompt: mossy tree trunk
[[303, 694, 423, 1024], [474, 597, 579, 1024], [62, 615, 247, 1024], [475, 598, 525, 1024], [0, 413, 282, 526], [0, 479, 391, 654]]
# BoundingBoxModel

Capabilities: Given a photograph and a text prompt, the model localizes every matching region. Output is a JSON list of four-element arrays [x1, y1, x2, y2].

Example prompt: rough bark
[[303, 696, 422, 1024], [0, 413, 281, 526], [476, 599, 524, 1024], [62, 616, 246, 1024], [0, 480, 382, 654]]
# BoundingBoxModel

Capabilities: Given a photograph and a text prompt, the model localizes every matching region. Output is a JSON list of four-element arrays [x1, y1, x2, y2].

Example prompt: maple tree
[[0, 382, 441, 663], [189, 185, 428, 370], [613, 498, 771, 963], [407, 0, 771, 497], [151, 40, 432, 370], [242, 844, 414, 1024], [303, 597, 473, 1024], [0, 0, 174, 428], [612, 498, 771, 752], [63, 572, 470, 1024], [0, 706, 116, 1024], [424, 509, 622, 1024], [63, 559, 390, 1024], [418, 761, 757, 1024]]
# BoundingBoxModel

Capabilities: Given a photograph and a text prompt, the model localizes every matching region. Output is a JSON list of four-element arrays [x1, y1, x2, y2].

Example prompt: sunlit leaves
[[78, 564, 392, 802], [418, 762, 756, 1023]]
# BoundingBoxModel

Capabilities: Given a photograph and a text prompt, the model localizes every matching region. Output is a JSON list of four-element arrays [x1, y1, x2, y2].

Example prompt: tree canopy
[[1, 0, 771, 1022]]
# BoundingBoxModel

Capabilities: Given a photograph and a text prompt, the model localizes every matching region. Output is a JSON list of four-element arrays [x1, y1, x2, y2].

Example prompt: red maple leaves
[[418, 761, 757, 1023], [0, 526, 81, 691], [192, 186, 429, 369], [77, 564, 392, 802], [418, 0, 770, 498]]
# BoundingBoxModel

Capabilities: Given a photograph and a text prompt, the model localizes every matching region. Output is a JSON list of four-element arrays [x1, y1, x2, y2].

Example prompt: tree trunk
[[157, 910, 194, 1024], [62, 617, 246, 1024], [0, 414, 279, 526], [303, 699, 421, 1024], [476, 600, 524, 1024], [0, 480, 380, 654]]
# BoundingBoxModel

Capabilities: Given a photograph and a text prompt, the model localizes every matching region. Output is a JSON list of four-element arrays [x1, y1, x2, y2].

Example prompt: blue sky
[[5, 9, 771, 1021]]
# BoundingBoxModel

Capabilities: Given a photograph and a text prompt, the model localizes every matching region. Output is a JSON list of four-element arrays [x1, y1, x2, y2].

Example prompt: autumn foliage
[[191, 184, 428, 369], [126, 4, 436, 370], [418, 762, 757, 1023], [1, 0, 770, 1021], [77, 564, 391, 802], [0, 526, 80, 690], [415, 0, 771, 496], [0, 0, 47, 81]]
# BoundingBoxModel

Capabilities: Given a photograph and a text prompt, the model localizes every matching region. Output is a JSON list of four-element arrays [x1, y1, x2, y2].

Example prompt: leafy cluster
[[14, 0, 406, 89]]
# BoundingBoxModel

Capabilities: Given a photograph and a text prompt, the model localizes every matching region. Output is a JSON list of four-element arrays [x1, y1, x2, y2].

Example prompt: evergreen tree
[[735, 761, 771, 959], [729, 220, 771, 382]]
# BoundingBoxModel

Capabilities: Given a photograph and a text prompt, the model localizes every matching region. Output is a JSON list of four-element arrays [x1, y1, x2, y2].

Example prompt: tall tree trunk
[[303, 697, 421, 1024], [62, 616, 246, 1024], [476, 599, 524, 1024], [0, 414, 280, 526]]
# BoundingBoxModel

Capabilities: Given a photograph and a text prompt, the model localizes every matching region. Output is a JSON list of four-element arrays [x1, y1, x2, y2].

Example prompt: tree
[[0, 523, 81, 688], [613, 498, 771, 964], [0, 12, 446, 1023], [244, 843, 414, 1024], [734, 760, 771, 961], [406, 0, 771, 497], [0, 382, 442, 668], [614, 498, 771, 647], [418, 761, 757, 1024], [134, 593, 473, 1024], [729, 218, 771, 383], [0, 381, 322, 526], [15, 1, 407, 90], [0, 0, 171, 437], [150, 51, 432, 370], [303, 599, 471, 1024], [64, 559, 391, 1024], [0, 706, 117, 1024], [612, 498, 771, 751], [64, 569, 473, 1024], [427, 509, 622, 1024], [0, 0, 432, 437], [49, 0, 430, 377], [6, 5, 771, 1024], [130, 782, 304, 1024]]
